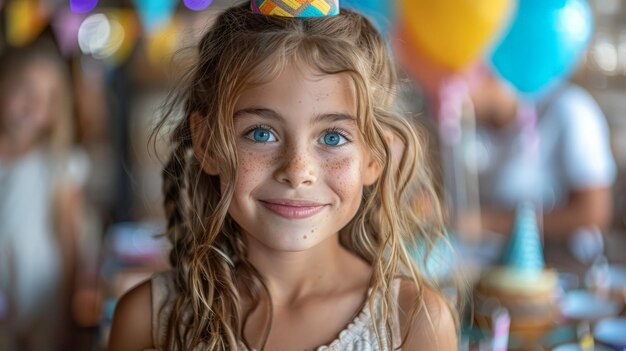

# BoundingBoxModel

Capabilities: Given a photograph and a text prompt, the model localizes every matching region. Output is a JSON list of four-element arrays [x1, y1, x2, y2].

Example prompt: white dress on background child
[[0, 147, 89, 349], [149, 271, 402, 351]]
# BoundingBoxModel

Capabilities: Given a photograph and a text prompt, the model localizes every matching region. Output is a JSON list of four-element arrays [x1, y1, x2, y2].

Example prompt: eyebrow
[[234, 107, 356, 125]]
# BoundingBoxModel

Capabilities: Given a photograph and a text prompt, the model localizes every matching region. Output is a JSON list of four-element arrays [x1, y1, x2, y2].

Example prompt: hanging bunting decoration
[[6, 0, 49, 47], [183, 0, 213, 11], [52, 9, 85, 56], [146, 18, 179, 67], [70, 0, 98, 13], [132, 0, 177, 34]]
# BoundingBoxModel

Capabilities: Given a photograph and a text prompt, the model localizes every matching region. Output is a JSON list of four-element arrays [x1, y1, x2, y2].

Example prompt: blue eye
[[247, 127, 276, 142], [321, 131, 347, 146]]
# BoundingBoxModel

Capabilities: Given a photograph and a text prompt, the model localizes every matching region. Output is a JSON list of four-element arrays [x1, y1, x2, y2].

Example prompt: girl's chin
[[245, 233, 331, 253]]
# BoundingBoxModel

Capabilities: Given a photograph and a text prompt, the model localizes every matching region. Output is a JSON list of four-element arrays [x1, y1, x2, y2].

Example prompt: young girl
[[108, 2, 457, 350], [0, 38, 89, 350]]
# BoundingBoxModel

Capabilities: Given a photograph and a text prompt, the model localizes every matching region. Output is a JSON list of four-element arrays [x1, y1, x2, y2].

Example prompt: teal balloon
[[491, 0, 593, 95], [342, 0, 392, 35]]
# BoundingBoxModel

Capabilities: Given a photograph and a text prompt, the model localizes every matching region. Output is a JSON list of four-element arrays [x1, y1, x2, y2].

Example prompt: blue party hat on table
[[499, 202, 544, 274]]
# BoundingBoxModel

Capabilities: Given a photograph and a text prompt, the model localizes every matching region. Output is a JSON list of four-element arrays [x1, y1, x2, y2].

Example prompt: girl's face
[[0, 60, 61, 149], [227, 63, 380, 253]]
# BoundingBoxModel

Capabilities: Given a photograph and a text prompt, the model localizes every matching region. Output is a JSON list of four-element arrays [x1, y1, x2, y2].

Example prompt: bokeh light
[[94, 16, 125, 60], [78, 14, 110, 55], [77, 13, 127, 61], [70, 0, 99, 14], [593, 32, 619, 75], [183, 0, 213, 11]]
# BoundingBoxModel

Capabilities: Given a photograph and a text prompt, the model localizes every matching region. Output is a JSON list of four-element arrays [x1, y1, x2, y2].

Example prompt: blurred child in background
[[0, 38, 91, 350]]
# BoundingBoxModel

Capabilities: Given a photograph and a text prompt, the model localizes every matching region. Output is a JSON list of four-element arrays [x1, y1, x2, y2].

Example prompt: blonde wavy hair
[[154, 3, 451, 350]]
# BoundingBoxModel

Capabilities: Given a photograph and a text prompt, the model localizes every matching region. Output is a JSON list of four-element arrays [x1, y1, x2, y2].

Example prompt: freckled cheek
[[322, 156, 363, 201], [234, 150, 277, 191]]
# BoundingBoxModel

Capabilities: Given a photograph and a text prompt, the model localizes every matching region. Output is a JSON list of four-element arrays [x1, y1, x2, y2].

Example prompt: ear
[[386, 129, 405, 172], [190, 112, 219, 176], [362, 129, 398, 186], [362, 149, 383, 186]]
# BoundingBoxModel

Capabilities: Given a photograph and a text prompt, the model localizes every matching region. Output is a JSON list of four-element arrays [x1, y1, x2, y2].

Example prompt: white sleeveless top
[[150, 271, 403, 350]]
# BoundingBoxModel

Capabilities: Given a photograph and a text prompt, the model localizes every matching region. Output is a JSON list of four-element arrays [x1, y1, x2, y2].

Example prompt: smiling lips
[[259, 199, 327, 219]]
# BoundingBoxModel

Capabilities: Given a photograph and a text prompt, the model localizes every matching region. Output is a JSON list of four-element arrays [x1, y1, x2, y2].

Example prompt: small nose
[[273, 147, 317, 188]]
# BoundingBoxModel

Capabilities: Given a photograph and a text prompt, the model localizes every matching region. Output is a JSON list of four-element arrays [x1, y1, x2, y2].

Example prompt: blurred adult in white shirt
[[467, 70, 616, 262]]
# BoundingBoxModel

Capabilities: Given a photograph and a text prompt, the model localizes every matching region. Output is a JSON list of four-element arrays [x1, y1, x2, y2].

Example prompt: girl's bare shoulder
[[397, 278, 457, 350], [108, 279, 153, 351]]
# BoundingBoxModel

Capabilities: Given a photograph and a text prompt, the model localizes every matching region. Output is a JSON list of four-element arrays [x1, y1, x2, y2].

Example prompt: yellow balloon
[[146, 19, 179, 68], [400, 0, 514, 71]]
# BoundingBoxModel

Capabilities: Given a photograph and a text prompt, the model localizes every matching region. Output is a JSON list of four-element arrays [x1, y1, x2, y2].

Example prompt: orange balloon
[[393, 23, 486, 116], [393, 24, 449, 105], [399, 0, 514, 71]]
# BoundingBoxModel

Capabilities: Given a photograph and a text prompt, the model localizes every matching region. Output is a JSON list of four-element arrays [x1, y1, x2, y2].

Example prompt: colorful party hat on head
[[499, 202, 545, 275], [251, 0, 339, 17]]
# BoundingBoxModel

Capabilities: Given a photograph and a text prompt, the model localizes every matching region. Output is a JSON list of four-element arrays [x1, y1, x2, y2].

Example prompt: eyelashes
[[321, 127, 351, 146], [242, 124, 353, 147], [243, 124, 277, 143]]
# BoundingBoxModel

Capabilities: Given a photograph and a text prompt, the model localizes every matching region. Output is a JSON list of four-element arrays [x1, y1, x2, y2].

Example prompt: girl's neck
[[244, 233, 371, 307]]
